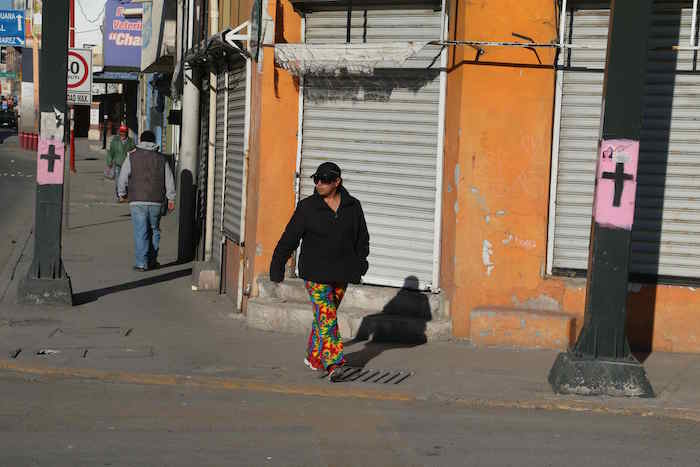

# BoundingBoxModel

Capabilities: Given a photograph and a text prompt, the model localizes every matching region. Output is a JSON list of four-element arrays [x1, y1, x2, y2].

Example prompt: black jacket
[[270, 186, 370, 284]]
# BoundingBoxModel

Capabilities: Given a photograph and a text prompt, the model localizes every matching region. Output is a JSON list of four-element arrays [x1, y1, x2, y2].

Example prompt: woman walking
[[270, 162, 370, 381]]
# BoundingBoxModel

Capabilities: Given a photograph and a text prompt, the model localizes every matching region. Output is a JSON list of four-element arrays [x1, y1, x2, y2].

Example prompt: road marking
[[0, 360, 415, 402]]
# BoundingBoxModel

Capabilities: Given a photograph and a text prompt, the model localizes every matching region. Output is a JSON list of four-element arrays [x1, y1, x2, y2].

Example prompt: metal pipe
[[204, 0, 219, 261], [547, 0, 569, 275], [559, 0, 568, 47], [429, 39, 600, 49], [177, 0, 201, 263], [237, 56, 252, 311], [691, 0, 698, 48], [431, 0, 448, 291]]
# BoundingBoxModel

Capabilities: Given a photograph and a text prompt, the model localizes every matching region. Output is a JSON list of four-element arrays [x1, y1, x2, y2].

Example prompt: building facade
[[182, 0, 700, 353]]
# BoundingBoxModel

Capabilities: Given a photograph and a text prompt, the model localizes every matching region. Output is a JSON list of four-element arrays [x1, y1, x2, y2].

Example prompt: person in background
[[106, 124, 135, 200], [118, 130, 175, 271]]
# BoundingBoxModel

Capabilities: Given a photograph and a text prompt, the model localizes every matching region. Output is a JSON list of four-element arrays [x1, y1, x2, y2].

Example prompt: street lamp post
[[18, 0, 73, 305]]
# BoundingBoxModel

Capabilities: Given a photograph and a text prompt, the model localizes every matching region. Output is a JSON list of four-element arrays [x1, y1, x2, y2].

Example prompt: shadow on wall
[[345, 275, 431, 368]]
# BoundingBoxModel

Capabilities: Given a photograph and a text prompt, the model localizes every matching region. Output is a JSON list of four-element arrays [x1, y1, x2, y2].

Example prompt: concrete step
[[257, 277, 448, 321], [470, 307, 577, 351], [247, 297, 452, 343]]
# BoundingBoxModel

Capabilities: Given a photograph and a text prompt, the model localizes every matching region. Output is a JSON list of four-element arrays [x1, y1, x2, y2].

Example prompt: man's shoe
[[133, 266, 148, 272], [148, 261, 160, 270], [327, 365, 345, 383]]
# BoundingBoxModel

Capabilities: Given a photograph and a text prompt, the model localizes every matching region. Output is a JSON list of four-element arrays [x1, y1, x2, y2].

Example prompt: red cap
[[119, 124, 128, 133]]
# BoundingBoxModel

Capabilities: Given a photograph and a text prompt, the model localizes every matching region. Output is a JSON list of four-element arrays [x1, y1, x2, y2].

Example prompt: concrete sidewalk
[[2, 138, 700, 422]]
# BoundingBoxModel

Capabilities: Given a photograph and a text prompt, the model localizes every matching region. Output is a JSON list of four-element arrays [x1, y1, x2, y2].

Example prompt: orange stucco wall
[[442, 0, 700, 353], [241, 0, 301, 310]]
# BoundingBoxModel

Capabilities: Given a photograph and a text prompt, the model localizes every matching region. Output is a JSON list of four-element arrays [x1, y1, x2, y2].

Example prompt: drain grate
[[327, 366, 413, 385]]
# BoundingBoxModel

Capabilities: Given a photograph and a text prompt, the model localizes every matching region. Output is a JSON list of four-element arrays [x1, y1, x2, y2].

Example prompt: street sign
[[67, 48, 92, 106], [0, 10, 24, 46]]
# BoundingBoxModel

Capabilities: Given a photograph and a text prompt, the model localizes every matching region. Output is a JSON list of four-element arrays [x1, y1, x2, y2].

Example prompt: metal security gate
[[549, 0, 700, 279], [212, 68, 227, 268], [197, 72, 210, 255], [299, 8, 444, 290], [223, 60, 247, 242]]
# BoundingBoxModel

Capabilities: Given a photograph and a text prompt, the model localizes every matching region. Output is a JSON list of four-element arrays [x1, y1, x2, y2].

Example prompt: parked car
[[0, 110, 16, 129]]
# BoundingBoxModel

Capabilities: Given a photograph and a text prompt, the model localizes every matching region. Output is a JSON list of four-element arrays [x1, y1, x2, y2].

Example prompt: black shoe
[[148, 261, 160, 270], [327, 365, 345, 383], [133, 266, 148, 272]]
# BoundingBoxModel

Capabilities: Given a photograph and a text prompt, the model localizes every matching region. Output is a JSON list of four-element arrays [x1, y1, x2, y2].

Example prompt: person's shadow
[[344, 275, 431, 368]]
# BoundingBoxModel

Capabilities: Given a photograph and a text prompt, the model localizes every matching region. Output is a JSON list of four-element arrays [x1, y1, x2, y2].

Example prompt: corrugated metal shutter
[[552, 0, 700, 278], [223, 60, 247, 242], [300, 9, 443, 289], [212, 68, 226, 267]]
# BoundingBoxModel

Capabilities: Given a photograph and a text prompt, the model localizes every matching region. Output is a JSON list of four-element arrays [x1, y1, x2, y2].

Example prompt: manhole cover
[[327, 367, 413, 384]]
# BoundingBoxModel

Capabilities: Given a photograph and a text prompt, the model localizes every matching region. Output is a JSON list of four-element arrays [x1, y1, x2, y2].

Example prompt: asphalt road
[[0, 371, 698, 467], [0, 132, 35, 277]]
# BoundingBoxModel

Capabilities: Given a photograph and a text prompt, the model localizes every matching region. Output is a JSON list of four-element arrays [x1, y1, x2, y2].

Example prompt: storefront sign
[[103, 0, 141, 69]]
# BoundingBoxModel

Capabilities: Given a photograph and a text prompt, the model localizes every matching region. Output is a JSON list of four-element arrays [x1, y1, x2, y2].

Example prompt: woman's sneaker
[[304, 358, 321, 371]]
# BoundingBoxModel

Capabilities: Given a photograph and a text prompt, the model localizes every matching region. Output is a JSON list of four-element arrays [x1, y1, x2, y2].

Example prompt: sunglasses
[[313, 173, 338, 184]]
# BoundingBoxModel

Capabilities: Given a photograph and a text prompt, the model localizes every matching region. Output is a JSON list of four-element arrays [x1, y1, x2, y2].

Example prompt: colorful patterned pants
[[304, 281, 347, 371]]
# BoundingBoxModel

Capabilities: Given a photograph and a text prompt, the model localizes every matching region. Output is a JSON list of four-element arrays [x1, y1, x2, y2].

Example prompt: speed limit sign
[[67, 48, 93, 105]]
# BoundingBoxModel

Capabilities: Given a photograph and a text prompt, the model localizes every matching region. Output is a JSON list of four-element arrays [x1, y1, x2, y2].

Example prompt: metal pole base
[[17, 275, 73, 306], [549, 352, 654, 398]]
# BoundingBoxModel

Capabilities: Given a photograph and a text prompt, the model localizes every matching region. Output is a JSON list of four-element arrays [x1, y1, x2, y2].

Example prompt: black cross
[[601, 162, 634, 207], [40, 145, 60, 173]]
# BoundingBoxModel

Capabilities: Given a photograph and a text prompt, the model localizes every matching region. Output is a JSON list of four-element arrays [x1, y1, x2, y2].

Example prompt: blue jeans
[[129, 204, 162, 268], [114, 165, 121, 200]]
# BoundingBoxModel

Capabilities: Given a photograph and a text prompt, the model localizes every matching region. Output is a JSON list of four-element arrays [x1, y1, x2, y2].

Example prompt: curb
[[1, 359, 699, 422]]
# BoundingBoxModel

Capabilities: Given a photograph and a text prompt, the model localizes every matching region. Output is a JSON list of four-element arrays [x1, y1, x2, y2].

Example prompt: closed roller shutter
[[300, 8, 443, 289], [212, 68, 226, 268], [552, 0, 700, 278], [223, 60, 247, 242]]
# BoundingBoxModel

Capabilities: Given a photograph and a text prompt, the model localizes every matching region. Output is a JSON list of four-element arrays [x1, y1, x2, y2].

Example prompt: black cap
[[310, 161, 341, 178]]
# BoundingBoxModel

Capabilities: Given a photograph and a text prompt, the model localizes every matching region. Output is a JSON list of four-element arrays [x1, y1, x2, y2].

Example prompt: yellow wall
[[232, 0, 700, 353], [241, 0, 301, 308]]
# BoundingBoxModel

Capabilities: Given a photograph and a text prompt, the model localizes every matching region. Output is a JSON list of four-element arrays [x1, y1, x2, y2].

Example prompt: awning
[[184, 29, 247, 68], [141, 0, 177, 73], [93, 71, 140, 83], [274, 42, 427, 76]]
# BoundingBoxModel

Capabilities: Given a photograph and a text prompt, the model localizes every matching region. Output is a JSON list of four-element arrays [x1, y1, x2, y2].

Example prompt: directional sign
[[0, 10, 24, 46], [67, 48, 93, 106]]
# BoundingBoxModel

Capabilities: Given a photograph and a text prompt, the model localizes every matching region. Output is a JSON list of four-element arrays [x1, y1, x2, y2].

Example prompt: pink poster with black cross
[[36, 139, 65, 185], [593, 139, 640, 231]]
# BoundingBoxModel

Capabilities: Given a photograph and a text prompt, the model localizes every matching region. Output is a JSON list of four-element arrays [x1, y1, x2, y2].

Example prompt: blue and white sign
[[0, 10, 24, 46]]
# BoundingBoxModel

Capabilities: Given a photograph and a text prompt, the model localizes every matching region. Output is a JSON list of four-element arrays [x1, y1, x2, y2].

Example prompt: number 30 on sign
[[67, 48, 93, 106]]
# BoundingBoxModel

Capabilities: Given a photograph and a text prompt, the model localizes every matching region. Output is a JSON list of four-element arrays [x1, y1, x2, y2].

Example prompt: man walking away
[[118, 130, 175, 271], [270, 162, 370, 382], [106, 124, 136, 200]]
